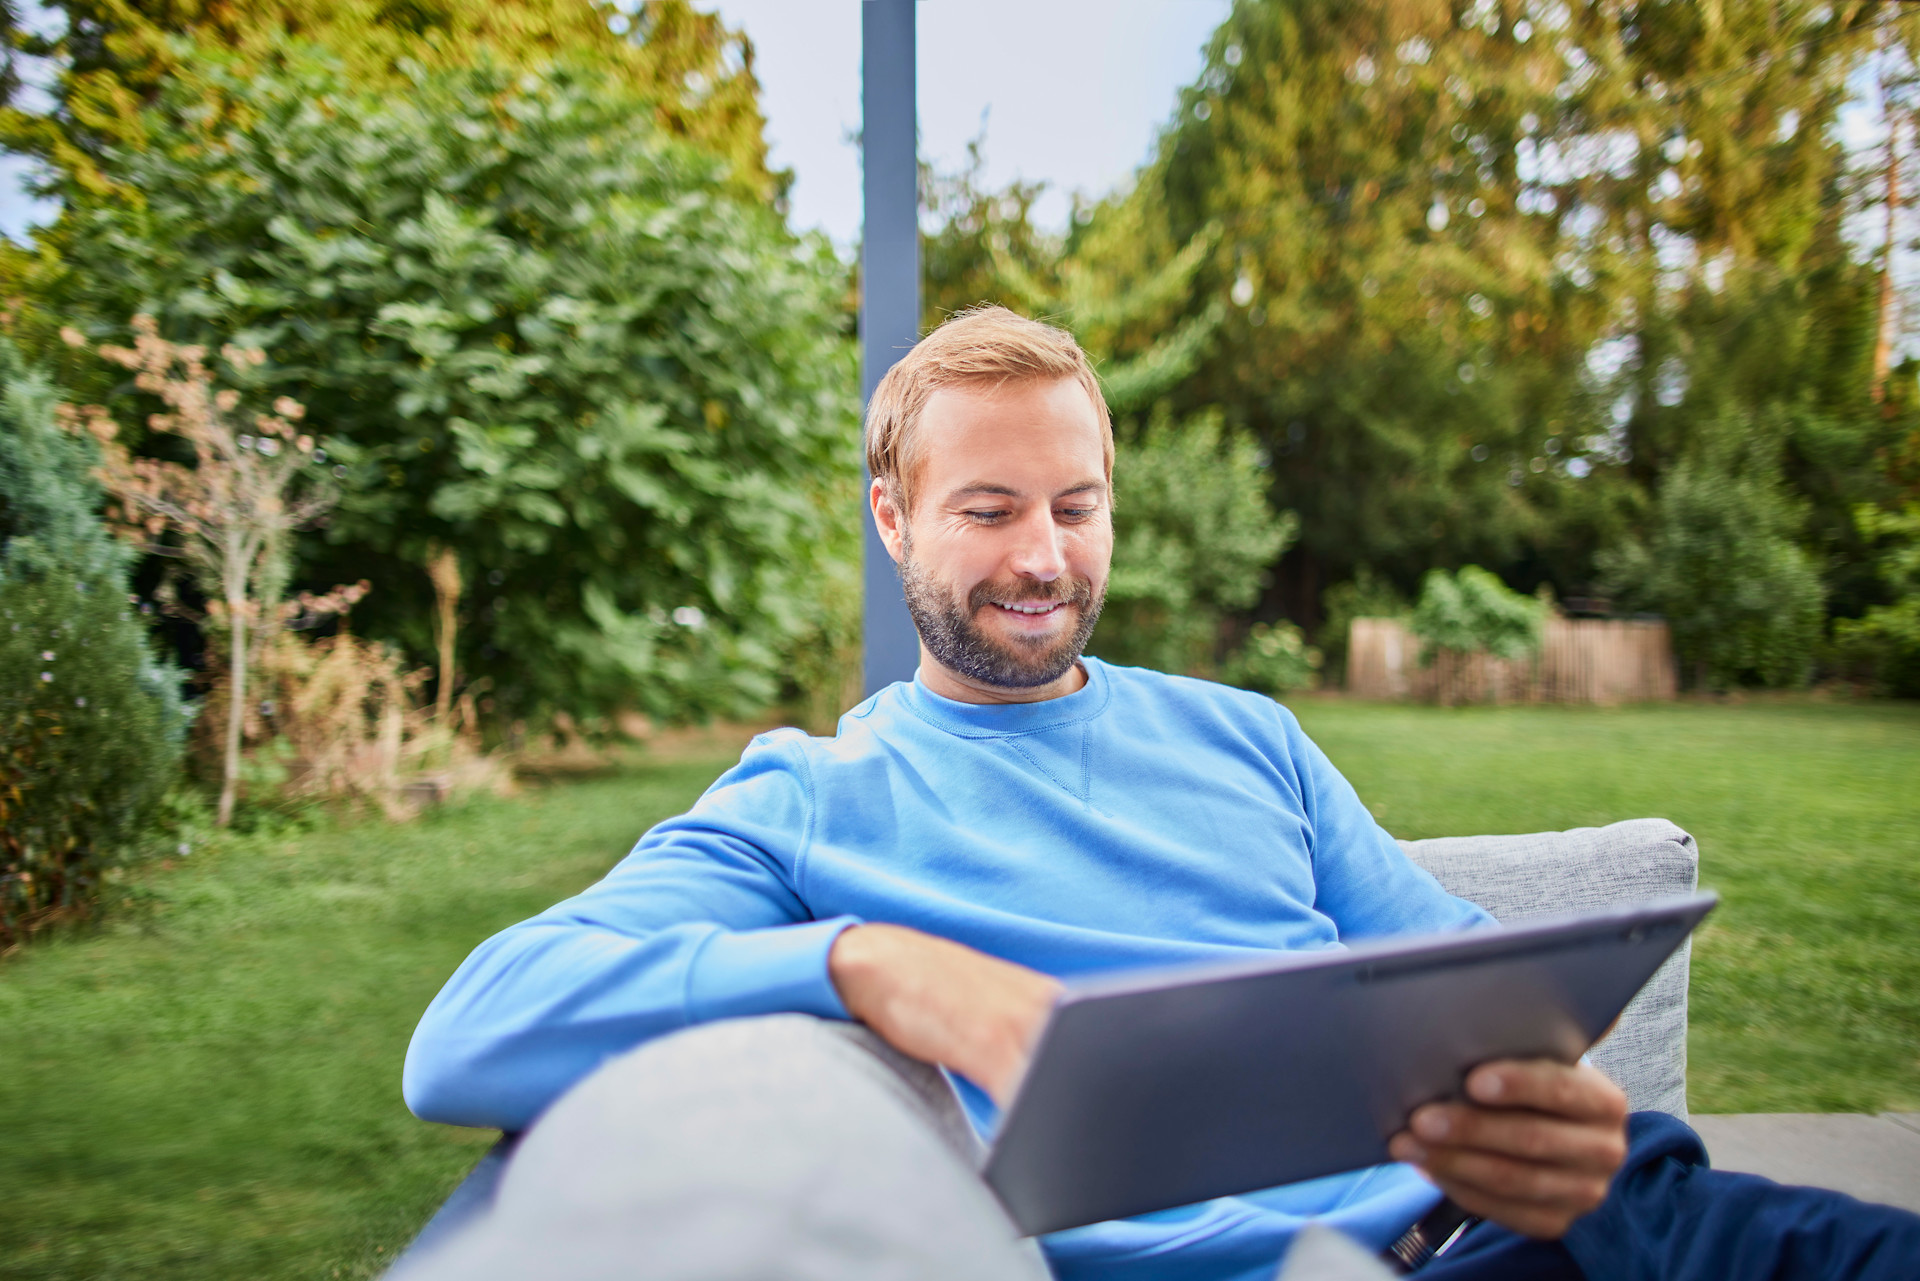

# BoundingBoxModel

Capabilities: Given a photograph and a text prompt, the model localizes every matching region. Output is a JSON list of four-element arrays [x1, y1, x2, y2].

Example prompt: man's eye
[[965, 509, 1010, 523], [1057, 507, 1097, 521]]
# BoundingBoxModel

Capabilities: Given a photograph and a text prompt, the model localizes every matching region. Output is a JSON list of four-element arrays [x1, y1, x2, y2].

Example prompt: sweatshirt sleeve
[[1274, 706, 1494, 941], [402, 733, 859, 1131]]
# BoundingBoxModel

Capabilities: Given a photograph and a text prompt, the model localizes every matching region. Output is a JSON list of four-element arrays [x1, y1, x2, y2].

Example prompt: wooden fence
[[1347, 617, 1677, 704]]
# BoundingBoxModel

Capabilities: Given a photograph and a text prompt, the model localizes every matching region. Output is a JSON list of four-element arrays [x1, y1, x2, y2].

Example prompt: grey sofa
[[394, 817, 1701, 1271]]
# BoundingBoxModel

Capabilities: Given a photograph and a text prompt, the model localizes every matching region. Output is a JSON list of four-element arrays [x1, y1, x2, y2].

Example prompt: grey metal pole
[[861, 0, 921, 696]]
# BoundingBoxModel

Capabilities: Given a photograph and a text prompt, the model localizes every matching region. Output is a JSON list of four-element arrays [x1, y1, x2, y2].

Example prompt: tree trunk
[[1873, 118, 1901, 404], [217, 594, 248, 828]]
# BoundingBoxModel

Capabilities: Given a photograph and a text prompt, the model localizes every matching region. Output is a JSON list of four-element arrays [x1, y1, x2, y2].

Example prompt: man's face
[[872, 376, 1113, 697]]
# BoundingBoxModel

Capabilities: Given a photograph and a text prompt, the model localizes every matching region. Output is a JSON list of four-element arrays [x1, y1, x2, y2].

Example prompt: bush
[[1600, 433, 1825, 690], [1832, 503, 1920, 696], [47, 44, 858, 725], [1090, 407, 1295, 674], [1410, 566, 1547, 665], [1221, 621, 1321, 697], [0, 572, 183, 945]]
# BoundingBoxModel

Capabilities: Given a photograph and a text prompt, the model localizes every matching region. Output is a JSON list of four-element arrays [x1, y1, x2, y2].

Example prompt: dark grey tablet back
[[982, 893, 1715, 1236]]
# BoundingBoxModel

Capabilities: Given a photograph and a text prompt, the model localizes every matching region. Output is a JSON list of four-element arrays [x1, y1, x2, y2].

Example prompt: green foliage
[[1409, 565, 1546, 665], [0, 571, 183, 945], [0, 337, 188, 941], [1, 0, 783, 204], [1220, 619, 1320, 697], [1832, 503, 1920, 696], [1089, 407, 1294, 674], [1601, 431, 1826, 690], [0, 333, 188, 728], [44, 46, 859, 723], [0, 337, 130, 585]]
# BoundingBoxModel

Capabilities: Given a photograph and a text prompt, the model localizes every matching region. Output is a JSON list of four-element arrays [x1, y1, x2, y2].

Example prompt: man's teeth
[[997, 601, 1062, 614]]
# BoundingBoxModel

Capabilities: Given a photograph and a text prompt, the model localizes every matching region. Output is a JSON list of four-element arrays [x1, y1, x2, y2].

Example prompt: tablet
[[982, 892, 1717, 1236]]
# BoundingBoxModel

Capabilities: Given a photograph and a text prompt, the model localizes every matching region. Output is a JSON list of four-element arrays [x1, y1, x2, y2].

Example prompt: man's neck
[[916, 646, 1088, 706]]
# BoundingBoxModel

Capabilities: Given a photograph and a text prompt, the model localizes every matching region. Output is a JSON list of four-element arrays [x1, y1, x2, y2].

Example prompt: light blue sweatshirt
[[405, 658, 1493, 1280]]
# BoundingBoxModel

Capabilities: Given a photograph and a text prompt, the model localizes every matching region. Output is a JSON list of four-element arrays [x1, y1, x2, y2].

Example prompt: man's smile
[[990, 599, 1069, 617]]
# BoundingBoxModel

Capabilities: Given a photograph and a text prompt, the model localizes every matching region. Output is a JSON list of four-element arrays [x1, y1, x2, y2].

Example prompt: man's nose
[[1007, 507, 1066, 582]]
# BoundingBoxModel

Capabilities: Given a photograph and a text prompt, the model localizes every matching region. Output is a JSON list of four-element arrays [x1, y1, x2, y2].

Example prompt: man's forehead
[[916, 378, 1104, 463]]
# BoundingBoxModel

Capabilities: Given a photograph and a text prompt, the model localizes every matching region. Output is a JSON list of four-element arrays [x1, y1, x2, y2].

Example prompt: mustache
[[966, 577, 1094, 612]]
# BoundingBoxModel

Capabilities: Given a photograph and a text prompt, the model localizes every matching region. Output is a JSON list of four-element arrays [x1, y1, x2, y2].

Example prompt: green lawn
[[3, 699, 1917, 1279], [0, 752, 744, 1281]]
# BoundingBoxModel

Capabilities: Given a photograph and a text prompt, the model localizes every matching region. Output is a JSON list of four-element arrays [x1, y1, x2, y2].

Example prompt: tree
[[43, 48, 857, 723], [71, 316, 336, 825], [1078, 0, 1903, 637], [0, 0, 781, 204]]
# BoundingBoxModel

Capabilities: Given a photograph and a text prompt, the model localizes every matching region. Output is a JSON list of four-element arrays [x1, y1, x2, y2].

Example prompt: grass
[[0, 749, 745, 1281], [2, 698, 1917, 1279], [1290, 696, 1920, 1116]]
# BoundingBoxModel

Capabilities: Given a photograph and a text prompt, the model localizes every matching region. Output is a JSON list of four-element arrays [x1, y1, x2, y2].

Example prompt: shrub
[[0, 337, 188, 944], [1832, 503, 1920, 696], [1221, 621, 1321, 697], [1409, 566, 1548, 706], [1600, 433, 1825, 690], [1091, 407, 1295, 674], [0, 572, 183, 945], [1410, 565, 1547, 664]]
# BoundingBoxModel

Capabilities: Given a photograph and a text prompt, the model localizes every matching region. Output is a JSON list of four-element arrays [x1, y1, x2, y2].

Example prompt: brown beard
[[899, 546, 1105, 690]]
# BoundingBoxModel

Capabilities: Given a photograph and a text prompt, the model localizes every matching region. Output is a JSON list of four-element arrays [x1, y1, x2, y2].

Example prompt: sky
[[0, 1, 1232, 244], [708, 1, 1231, 245]]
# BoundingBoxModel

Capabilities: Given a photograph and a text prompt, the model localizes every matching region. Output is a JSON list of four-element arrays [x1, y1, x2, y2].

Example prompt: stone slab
[[1690, 1113, 1920, 1214]]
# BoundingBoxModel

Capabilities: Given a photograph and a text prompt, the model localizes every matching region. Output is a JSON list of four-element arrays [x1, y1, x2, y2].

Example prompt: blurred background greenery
[[0, 2, 1915, 850]]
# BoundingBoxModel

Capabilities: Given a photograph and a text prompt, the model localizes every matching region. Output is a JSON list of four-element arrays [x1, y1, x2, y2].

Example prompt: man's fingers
[[1386, 1135, 1613, 1239], [1406, 1102, 1627, 1172], [1393, 1140, 1613, 1209], [1464, 1060, 1628, 1125]]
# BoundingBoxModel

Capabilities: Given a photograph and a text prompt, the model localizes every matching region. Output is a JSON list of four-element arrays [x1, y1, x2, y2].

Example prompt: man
[[404, 308, 1917, 1280]]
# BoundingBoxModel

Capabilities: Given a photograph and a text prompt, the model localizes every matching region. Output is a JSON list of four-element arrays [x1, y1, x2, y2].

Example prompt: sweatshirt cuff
[[685, 915, 863, 1025]]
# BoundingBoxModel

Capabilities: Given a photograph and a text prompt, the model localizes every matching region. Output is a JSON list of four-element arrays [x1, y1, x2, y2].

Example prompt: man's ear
[[870, 477, 907, 565]]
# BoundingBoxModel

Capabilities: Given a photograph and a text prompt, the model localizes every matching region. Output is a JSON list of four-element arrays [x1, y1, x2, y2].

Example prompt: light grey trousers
[[392, 1014, 1053, 1281]]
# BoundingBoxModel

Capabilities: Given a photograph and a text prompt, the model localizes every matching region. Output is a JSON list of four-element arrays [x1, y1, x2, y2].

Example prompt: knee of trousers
[[396, 1014, 1047, 1281]]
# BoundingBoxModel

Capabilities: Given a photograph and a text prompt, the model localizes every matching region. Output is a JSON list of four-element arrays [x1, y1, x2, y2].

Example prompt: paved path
[[1691, 1114, 1920, 1213]]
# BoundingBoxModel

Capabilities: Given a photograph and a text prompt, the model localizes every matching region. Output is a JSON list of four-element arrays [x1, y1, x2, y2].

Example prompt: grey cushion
[[1399, 818, 1699, 1120]]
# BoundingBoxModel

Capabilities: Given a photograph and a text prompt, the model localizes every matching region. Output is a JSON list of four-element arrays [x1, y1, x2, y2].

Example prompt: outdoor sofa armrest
[[1399, 817, 1701, 1120]]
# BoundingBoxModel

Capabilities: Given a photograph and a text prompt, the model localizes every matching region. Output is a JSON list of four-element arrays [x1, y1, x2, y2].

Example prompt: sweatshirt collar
[[899, 656, 1113, 737]]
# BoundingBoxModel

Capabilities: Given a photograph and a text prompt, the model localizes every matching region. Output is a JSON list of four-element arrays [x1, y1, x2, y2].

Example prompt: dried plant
[[427, 544, 462, 726], [62, 315, 338, 826]]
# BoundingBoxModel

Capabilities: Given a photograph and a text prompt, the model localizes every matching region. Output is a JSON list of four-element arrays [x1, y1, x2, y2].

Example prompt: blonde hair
[[864, 305, 1113, 514]]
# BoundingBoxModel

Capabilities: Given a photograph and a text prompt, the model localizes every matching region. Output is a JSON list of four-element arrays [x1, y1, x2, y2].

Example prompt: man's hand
[[1387, 1059, 1628, 1240], [829, 923, 1062, 1106]]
